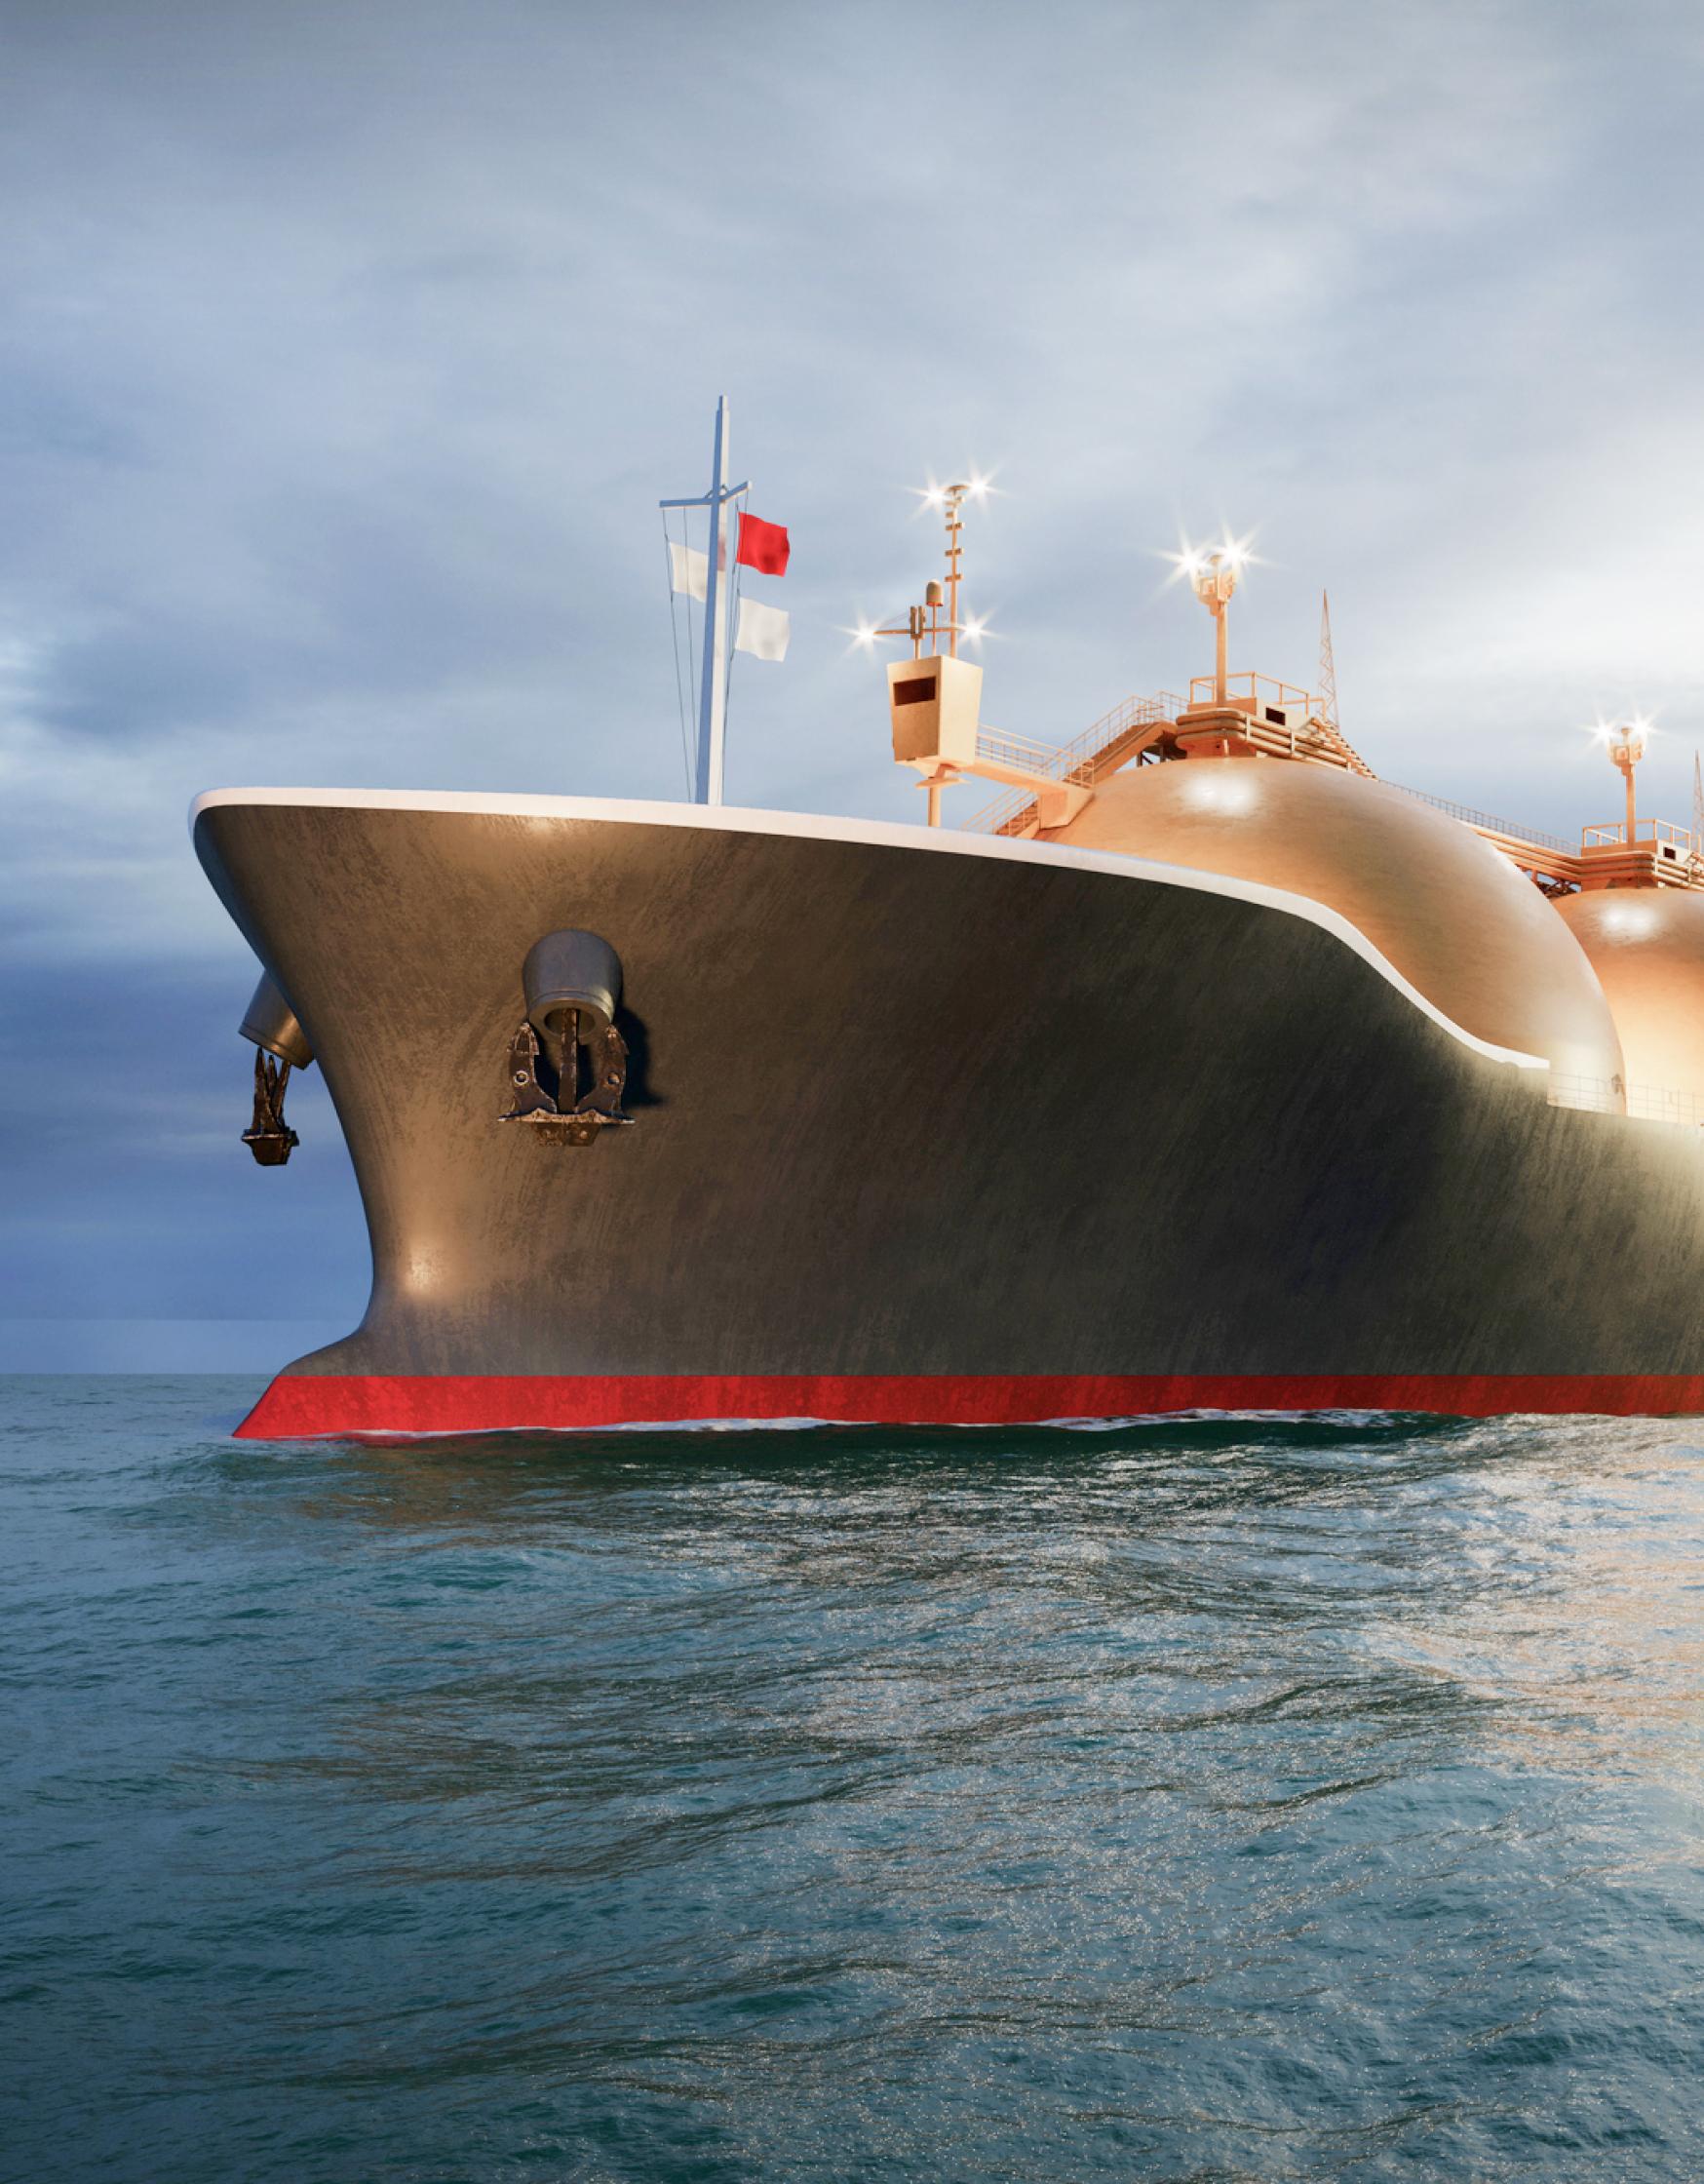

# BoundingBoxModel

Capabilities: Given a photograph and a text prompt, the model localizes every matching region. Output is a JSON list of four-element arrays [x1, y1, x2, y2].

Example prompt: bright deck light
[[1605, 715, 1652, 763], [1163, 544, 1205, 585], [915, 475, 998, 512], [1166, 531, 1252, 706], [1187, 547, 1239, 612], [1167, 532, 1256, 591], [1220, 531, 1256, 571]]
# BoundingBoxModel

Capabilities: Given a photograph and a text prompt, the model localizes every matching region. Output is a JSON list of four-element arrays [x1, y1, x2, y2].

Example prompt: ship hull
[[192, 792, 1704, 1435]]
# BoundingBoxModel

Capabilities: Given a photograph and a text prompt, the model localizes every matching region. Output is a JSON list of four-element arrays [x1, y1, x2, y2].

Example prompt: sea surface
[[3, 1379, 1702, 2183]]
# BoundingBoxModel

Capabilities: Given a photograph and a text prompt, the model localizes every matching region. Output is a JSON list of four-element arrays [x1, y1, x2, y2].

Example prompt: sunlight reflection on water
[[3, 1381, 1702, 2181]]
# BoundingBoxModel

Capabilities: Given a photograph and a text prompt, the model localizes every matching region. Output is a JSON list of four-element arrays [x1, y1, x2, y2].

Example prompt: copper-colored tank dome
[[1552, 888, 1704, 1101], [1044, 759, 1623, 1083]]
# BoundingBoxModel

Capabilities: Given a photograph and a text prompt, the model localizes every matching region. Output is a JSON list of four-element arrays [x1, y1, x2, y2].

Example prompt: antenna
[[855, 475, 990, 825], [1318, 590, 1338, 734], [910, 480, 988, 655]]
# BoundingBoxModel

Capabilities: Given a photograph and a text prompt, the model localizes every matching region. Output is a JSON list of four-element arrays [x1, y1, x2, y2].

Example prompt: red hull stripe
[[233, 1372, 1704, 1438]]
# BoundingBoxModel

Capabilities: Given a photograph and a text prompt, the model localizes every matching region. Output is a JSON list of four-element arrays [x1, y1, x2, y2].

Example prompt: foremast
[[660, 396, 750, 806]]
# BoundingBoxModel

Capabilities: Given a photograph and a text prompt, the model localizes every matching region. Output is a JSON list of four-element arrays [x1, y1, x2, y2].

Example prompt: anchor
[[238, 971, 312, 1166], [502, 1008, 632, 1147], [500, 928, 634, 1148], [243, 1048, 300, 1166]]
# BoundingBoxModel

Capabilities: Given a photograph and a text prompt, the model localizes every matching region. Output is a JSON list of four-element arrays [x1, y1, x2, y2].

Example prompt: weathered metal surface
[[194, 800, 1704, 1390], [239, 971, 314, 1072], [501, 1022, 557, 1119]]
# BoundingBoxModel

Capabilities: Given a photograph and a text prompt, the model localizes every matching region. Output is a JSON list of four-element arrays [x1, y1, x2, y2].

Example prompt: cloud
[[3, 0, 1703, 1354]]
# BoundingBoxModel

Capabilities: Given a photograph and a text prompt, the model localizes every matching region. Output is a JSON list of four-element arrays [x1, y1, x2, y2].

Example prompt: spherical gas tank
[[1044, 759, 1623, 1083], [1552, 888, 1704, 1102]]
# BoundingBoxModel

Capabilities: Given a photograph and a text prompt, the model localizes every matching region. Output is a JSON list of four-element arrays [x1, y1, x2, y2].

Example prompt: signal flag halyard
[[737, 513, 790, 576]]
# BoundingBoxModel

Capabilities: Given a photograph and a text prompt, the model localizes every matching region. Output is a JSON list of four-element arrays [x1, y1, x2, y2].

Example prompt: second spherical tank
[[1553, 887, 1704, 1103], [1043, 757, 1624, 1085]]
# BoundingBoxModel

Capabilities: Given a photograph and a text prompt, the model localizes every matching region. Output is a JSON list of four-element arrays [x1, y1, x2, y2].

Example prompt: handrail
[[1188, 671, 1316, 714], [1388, 785, 1570, 855], [1050, 689, 1183, 768], [974, 726, 1092, 781], [961, 691, 1182, 835], [1316, 718, 1376, 778], [1550, 1074, 1704, 1126], [960, 784, 1039, 836], [1582, 818, 1697, 851]]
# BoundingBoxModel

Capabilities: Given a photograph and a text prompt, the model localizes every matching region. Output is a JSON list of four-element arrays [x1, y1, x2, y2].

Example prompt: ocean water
[[3, 1381, 1702, 2183]]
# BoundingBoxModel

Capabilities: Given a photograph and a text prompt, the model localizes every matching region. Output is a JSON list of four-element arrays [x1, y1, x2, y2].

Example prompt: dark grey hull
[[191, 793, 1704, 1433]]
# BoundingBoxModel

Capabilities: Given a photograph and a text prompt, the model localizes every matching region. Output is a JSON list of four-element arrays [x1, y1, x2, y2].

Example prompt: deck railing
[[1390, 786, 1571, 855], [1186, 671, 1316, 715], [960, 691, 1183, 836], [1581, 817, 1698, 853], [1549, 1075, 1704, 1126], [973, 725, 1095, 782]]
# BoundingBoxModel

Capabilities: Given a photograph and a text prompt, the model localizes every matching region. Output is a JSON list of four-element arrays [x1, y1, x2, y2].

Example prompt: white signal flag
[[669, 542, 708, 603], [735, 597, 790, 662]]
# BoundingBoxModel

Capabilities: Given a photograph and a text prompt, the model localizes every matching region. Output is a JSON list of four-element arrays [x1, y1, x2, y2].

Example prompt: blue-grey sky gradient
[[4, 0, 1703, 1362]]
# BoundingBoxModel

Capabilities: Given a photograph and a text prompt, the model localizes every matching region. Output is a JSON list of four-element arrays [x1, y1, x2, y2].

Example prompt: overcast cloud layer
[[4, 0, 1703, 1361]]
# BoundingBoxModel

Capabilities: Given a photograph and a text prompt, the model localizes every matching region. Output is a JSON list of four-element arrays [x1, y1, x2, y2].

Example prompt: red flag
[[737, 513, 790, 577]]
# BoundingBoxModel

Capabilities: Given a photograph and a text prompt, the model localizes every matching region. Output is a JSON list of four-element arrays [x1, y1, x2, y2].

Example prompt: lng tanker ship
[[195, 407, 1704, 1437]]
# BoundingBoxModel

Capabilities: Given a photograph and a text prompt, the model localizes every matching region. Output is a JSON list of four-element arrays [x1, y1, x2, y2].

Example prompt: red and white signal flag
[[732, 510, 791, 660]]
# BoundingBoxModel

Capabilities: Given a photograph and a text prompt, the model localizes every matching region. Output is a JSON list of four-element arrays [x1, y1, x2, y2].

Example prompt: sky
[[4, 0, 1704, 1366]]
